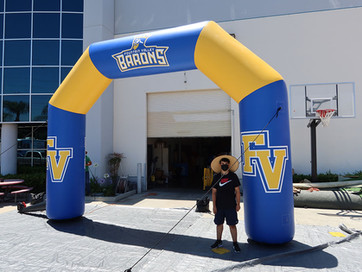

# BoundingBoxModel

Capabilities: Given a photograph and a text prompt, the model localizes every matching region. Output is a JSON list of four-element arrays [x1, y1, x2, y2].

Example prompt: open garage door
[[148, 137, 231, 189], [147, 89, 231, 138]]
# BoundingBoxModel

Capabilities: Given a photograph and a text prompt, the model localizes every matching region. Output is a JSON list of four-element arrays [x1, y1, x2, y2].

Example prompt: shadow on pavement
[[47, 216, 338, 270]]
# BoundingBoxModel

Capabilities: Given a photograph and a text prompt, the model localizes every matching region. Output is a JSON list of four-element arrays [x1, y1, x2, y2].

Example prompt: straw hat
[[211, 155, 239, 173]]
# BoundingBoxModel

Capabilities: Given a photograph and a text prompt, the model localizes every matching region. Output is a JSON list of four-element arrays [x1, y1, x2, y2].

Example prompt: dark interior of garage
[[147, 137, 231, 189]]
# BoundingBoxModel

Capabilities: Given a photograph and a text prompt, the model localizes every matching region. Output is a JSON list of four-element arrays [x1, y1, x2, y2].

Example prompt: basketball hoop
[[316, 109, 335, 127]]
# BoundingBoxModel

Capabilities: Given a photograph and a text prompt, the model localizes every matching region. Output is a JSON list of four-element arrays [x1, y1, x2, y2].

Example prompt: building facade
[[104, 1, 362, 189], [0, 0, 83, 174], [2, 0, 362, 190]]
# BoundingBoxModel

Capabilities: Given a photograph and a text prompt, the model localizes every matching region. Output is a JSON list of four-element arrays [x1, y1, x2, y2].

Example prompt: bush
[[293, 171, 338, 183], [317, 171, 338, 182], [343, 171, 362, 180], [292, 173, 311, 183], [89, 177, 116, 196], [0, 165, 46, 193]]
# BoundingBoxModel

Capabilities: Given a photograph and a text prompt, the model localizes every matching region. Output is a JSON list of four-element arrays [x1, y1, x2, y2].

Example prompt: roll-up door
[[147, 89, 231, 137]]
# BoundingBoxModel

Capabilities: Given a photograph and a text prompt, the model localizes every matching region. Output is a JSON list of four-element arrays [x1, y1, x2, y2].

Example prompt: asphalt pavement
[[0, 188, 361, 272]]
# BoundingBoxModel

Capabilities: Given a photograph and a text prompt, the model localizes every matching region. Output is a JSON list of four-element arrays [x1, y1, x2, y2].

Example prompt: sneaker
[[211, 240, 223, 249], [233, 242, 241, 253]]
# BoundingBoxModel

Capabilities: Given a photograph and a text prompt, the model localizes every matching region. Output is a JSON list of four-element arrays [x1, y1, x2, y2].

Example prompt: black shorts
[[214, 208, 238, 226]]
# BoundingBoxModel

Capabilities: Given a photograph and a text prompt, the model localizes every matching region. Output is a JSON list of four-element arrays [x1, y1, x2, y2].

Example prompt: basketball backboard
[[289, 82, 355, 119]]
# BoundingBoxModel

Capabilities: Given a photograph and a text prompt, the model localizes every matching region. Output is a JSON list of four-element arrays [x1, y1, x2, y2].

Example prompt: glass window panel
[[61, 67, 72, 82], [33, 126, 47, 145], [0, 68, 2, 93], [0, 0, 3, 12], [17, 126, 31, 139], [0, 14, 3, 37], [17, 125, 47, 158], [17, 126, 32, 152], [4, 68, 30, 94], [31, 95, 51, 121], [33, 40, 59, 65], [0, 42, 2, 66], [5, 13, 31, 38], [61, 40, 82, 65], [3, 95, 29, 122], [33, 13, 60, 38], [4, 40, 31, 66], [62, 0, 83, 12], [62, 13, 83, 39], [32, 67, 59, 93], [34, 0, 60, 11], [6, 0, 31, 11]]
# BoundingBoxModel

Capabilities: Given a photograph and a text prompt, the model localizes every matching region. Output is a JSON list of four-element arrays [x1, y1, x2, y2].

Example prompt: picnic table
[[0, 179, 33, 202]]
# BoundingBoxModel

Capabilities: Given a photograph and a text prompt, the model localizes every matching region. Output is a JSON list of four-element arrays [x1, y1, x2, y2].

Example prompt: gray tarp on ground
[[0, 203, 361, 272], [294, 190, 362, 210]]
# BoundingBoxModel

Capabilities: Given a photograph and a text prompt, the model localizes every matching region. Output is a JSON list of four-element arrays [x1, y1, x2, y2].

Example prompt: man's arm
[[212, 188, 217, 214], [235, 186, 240, 212]]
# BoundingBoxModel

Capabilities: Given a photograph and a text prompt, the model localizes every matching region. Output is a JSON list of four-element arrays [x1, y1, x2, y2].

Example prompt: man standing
[[210, 155, 241, 252], [85, 151, 92, 195]]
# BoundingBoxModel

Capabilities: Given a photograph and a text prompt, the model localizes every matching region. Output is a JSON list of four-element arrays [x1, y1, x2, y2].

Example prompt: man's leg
[[229, 225, 237, 242], [211, 210, 225, 248], [217, 224, 223, 240], [211, 224, 224, 248], [229, 225, 241, 252]]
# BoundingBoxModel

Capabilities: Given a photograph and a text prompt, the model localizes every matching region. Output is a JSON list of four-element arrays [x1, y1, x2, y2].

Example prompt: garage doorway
[[147, 137, 231, 189]]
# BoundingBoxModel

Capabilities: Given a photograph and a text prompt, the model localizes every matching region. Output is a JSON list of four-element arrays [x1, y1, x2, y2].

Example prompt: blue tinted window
[[0, 68, 2, 93], [62, 0, 83, 12], [33, 40, 59, 65], [5, 13, 31, 38], [32, 67, 59, 93], [61, 67, 72, 82], [61, 40, 82, 65], [0, 42, 2, 65], [33, 13, 60, 38], [4, 40, 31, 66], [4, 68, 30, 94], [34, 0, 60, 11], [0, 0, 3, 12], [0, 14, 3, 37], [62, 13, 83, 38], [6, 0, 31, 11], [31, 95, 51, 121], [3, 95, 29, 122]]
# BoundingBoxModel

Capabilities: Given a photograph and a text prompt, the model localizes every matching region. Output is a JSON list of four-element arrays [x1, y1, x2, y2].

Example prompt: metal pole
[[137, 163, 142, 193], [307, 119, 320, 182]]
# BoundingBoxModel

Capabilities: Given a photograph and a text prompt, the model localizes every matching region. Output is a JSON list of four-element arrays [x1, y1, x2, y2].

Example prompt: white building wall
[[84, 0, 115, 178], [111, 7, 362, 177], [220, 8, 362, 175], [114, 0, 362, 34], [113, 70, 243, 177]]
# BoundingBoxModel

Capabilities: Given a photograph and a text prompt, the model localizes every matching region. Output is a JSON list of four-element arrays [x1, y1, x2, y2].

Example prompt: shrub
[[293, 171, 338, 183], [0, 165, 46, 193]]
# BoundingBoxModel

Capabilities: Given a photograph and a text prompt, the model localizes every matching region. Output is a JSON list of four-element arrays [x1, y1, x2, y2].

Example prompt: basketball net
[[316, 109, 335, 127]]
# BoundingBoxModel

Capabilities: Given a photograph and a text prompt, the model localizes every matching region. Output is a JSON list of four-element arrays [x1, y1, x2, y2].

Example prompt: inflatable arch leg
[[47, 21, 294, 244]]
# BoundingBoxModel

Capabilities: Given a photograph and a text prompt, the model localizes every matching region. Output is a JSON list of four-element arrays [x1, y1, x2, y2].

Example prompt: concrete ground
[[0, 188, 361, 271]]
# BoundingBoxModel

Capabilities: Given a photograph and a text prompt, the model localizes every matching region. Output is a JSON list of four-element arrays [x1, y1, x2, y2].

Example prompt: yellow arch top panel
[[194, 21, 283, 103], [49, 47, 112, 114]]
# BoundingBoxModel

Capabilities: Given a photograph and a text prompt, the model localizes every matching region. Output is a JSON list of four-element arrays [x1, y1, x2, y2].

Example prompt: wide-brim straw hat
[[211, 155, 239, 173]]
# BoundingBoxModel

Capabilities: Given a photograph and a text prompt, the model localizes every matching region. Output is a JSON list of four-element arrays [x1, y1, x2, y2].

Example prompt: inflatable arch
[[47, 21, 294, 244]]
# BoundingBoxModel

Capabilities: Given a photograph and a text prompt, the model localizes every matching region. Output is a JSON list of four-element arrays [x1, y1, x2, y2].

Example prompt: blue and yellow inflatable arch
[[47, 21, 294, 244]]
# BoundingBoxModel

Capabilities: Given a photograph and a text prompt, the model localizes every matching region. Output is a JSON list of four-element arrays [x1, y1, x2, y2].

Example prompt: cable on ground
[[124, 107, 282, 272]]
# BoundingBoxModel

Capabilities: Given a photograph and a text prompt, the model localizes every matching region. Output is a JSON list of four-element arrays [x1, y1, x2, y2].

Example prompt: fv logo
[[241, 131, 288, 193], [47, 136, 73, 183]]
